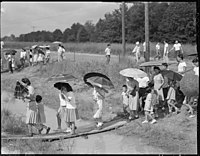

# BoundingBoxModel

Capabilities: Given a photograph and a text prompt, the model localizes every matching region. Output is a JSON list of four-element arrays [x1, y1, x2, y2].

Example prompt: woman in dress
[[21, 78, 37, 137], [153, 66, 164, 111], [93, 85, 106, 128], [64, 85, 79, 134], [126, 77, 139, 120]]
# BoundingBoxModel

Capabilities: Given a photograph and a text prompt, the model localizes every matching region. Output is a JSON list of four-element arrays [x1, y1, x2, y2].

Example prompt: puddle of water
[[50, 131, 166, 154]]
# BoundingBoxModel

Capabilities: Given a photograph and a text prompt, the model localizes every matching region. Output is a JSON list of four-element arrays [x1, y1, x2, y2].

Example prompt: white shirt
[[174, 43, 181, 51], [59, 93, 67, 107], [178, 62, 187, 74], [193, 66, 199, 76], [58, 47, 64, 54], [121, 91, 129, 105], [105, 47, 111, 56], [136, 76, 149, 88], [20, 51, 26, 58], [164, 43, 169, 54], [46, 50, 51, 54], [156, 44, 160, 50], [132, 45, 140, 53], [143, 42, 146, 52]]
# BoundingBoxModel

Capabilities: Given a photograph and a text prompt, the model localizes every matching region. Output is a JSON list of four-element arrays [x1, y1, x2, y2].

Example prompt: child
[[93, 86, 106, 128], [142, 86, 157, 124], [35, 95, 51, 134], [121, 85, 129, 116], [166, 81, 180, 114], [105, 44, 111, 64], [64, 85, 79, 135], [192, 57, 199, 76]]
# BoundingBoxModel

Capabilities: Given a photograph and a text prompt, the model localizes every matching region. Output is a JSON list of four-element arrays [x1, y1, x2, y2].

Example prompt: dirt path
[[1, 91, 92, 133]]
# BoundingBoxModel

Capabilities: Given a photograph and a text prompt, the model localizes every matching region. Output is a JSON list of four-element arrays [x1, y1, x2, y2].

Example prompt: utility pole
[[122, 2, 126, 61], [145, 2, 150, 72]]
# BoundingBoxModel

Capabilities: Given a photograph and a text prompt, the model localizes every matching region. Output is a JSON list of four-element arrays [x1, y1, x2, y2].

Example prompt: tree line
[[2, 2, 196, 44]]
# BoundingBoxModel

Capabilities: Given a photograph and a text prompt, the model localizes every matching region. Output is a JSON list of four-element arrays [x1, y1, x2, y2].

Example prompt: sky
[[1, 2, 132, 38]]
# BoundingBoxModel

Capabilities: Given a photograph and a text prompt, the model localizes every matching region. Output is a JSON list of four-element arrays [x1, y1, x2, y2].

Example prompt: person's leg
[[142, 111, 149, 123], [71, 122, 75, 134], [56, 112, 62, 130], [9, 61, 13, 73], [27, 124, 33, 136]]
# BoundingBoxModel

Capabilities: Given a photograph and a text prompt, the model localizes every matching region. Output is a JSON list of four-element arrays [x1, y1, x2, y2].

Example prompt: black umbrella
[[54, 82, 73, 91], [161, 70, 183, 81], [83, 72, 114, 89], [3, 49, 17, 55], [47, 74, 76, 82], [14, 81, 29, 99], [37, 48, 45, 55]]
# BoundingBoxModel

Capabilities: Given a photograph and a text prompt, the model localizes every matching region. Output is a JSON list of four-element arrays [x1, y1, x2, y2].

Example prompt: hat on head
[[136, 41, 139, 45]]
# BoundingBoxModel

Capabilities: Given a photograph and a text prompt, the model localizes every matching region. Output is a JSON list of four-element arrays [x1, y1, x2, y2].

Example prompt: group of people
[[121, 55, 198, 124], [2, 43, 67, 73], [132, 40, 184, 63]]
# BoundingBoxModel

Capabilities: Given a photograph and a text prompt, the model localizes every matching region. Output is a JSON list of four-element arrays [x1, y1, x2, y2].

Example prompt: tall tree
[[52, 29, 63, 41]]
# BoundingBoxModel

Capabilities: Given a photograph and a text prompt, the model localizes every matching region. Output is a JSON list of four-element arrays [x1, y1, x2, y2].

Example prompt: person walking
[[105, 44, 111, 64], [21, 78, 37, 137], [4, 54, 14, 73], [121, 85, 129, 116], [126, 77, 139, 120], [64, 85, 79, 135], [177, 54, 187, 76], [154, 42, 161, 60], [153, 66, 164, 115], [93, 85, 106, 128], [55, 86, 67, 131], [169, 40, 183, 60], [57, 44, 65, 62], [20, 48, 26, 68], [35, 95, 51, 134], [163, 41, 169, 63], [132, 41, 141, 63], [142, 86, 157, 124], [45, 47, 51, 64]]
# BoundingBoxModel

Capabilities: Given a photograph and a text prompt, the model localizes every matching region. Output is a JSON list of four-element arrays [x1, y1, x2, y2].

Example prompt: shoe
[[38, 128, 43, 134], [189, 115, 195, 118], [46, 127, 51, 134], [142, 120, 148, 124], [27, 133, 33, 137], [54, 128, 62, 132], [65, 128, 72, 133], [134, 115, 139, 119], [97, 122, 103, 128], [150, 119, 157, 124]]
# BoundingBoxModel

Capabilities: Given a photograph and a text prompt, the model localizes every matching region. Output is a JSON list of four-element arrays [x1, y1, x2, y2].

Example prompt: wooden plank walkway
[[1, 118, 127, 142]]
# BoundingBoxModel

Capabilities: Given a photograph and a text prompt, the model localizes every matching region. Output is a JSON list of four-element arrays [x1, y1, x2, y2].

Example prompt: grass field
[[1, 41, 197, 154]]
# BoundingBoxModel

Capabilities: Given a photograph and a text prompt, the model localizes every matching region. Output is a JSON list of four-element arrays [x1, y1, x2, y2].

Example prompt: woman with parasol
[[126, 77, 140, 120]]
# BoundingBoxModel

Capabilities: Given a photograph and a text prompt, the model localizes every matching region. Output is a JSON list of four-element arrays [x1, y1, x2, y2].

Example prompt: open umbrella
[[37, 48, 45, 55], [3, 49, 17, 55], [54, 82, 73, 91], [47, 74, 76, 82], [31, 45, 38, 49], [83, 72, 114, 90], [53, 41, 62, 44], [39, 45, 50, 49], [187, 53, 198, 56], [139, 60, 177, 67], [161, 70, 183, 81], [22, 47, 31, 50], [120, 68, 147, 78]]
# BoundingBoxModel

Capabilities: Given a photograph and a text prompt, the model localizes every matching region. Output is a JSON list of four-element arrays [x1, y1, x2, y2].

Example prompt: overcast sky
[[1, 2, 132, 37]]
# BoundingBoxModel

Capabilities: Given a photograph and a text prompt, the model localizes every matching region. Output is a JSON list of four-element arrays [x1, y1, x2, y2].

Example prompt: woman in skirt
[[126, 77, 139, 120], [21, 78, 37, 137], [63, 85, 79, 135]]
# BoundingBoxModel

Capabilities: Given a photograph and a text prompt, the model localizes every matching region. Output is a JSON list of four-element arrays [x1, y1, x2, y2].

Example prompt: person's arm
[[158, 74, 164, 90], [169, 45, 174, 52], [180, 45, 183, 53]]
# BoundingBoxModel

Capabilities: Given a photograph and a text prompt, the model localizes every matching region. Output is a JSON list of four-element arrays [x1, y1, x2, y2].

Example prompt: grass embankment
[[1, 109, 28, 135]]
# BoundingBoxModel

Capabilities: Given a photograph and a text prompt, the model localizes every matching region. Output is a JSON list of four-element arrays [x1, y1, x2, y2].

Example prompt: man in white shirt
[[170, 40, 183, 59], [105, 44, 111, 64], [132, 41, 140, 63], [57, 44, 65, 62], [163, 41, 169, 63], [154, 42, 161, 60], [1, 41, 4, 49]]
